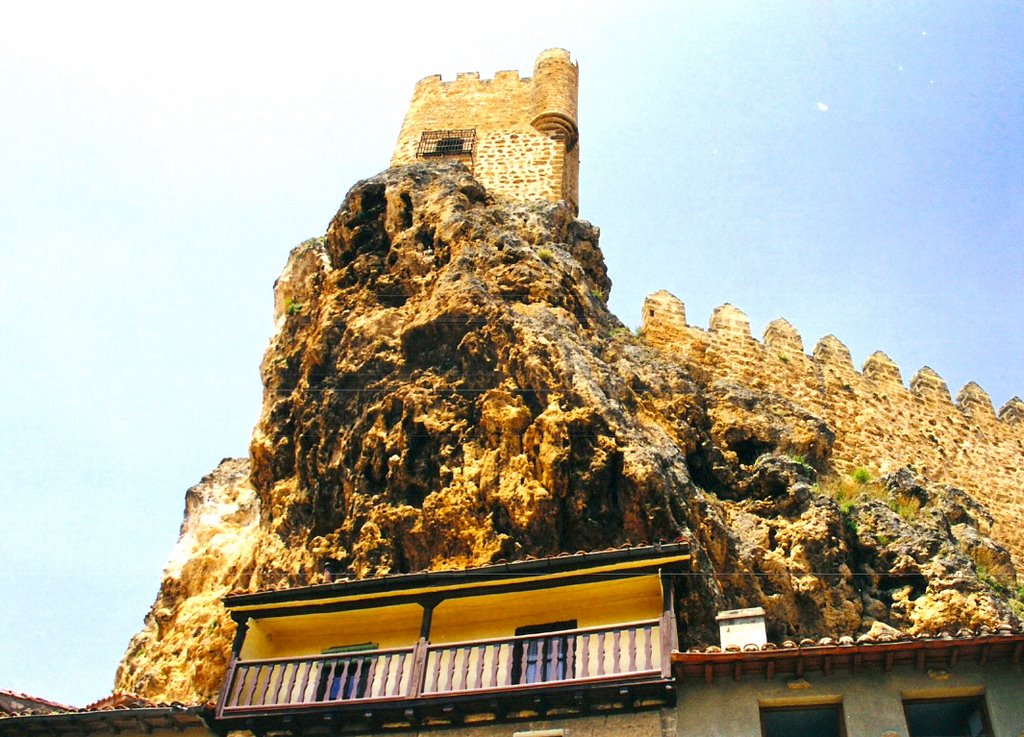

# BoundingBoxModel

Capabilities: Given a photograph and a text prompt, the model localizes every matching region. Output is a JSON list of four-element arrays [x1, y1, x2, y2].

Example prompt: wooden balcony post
[[407, 638, 430, 698], [215, 657, 239, 716], [216, 616, 251, 715], [660, 569, 679, 677]]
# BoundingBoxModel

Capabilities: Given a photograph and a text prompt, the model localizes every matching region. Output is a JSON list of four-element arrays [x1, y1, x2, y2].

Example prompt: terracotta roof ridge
[[678, 622, 1024, 654], [0, 689, 77, 714]]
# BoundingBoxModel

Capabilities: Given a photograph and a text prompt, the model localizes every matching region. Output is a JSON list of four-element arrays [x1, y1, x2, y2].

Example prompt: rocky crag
[[116, 163, 1023, 703], [642, 291, 1024, 567]]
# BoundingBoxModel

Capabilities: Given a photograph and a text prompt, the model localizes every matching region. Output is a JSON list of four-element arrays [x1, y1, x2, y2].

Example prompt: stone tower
[[391, 48, 580, 213]]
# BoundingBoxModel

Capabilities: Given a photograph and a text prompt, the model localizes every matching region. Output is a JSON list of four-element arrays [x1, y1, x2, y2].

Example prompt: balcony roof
[[225, 540, 690, 616]]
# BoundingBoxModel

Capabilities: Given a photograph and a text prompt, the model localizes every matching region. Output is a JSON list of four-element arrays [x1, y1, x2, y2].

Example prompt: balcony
[[215, 542, 690, 730], [217, 618, 671, 724]]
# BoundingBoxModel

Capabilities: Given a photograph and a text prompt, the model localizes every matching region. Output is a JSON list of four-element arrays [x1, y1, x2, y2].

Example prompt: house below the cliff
[[2, 544, 1023, 736], [205, 541, 1024, 737], [214, 542, 689, 734]]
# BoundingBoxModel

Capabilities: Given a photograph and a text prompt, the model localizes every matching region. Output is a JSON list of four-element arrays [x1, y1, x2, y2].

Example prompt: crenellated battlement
[[391, 49, 580, 213], [413, 68, 529, 88], [642, 290, 1021, 426], [640, 289, 1024, 565]]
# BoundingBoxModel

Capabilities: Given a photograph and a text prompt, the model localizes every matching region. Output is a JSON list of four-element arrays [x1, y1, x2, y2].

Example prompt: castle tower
[[391, 48, 580, 213]]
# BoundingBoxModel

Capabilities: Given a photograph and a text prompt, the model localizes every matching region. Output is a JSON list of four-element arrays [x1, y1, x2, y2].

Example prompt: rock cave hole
[[399, 193, 413, 230], [730, 438, 776, 466]]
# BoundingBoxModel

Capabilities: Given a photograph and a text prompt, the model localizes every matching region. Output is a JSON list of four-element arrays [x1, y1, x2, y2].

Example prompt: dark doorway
[[511, 620, 577, 685]]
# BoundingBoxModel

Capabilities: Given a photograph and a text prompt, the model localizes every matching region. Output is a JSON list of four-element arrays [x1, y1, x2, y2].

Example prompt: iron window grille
[[416, 129, 476, 159]]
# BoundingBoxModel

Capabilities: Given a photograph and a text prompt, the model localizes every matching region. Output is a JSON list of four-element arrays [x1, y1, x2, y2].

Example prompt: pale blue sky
[[1, 1, 1021, 706]]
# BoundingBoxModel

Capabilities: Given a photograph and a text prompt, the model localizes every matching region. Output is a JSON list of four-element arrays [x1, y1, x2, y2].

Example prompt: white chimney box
[[716, 607, 767, 649]]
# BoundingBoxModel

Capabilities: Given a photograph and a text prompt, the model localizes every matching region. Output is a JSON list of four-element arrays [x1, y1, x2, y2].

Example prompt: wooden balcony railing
[[221, 644, 418, 711], [218, 619, 664, 717], [422, 620, 661, 695]]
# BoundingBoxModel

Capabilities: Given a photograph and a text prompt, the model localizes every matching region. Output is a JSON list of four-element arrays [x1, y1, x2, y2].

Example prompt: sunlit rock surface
[[116, 164, 1020, 703]]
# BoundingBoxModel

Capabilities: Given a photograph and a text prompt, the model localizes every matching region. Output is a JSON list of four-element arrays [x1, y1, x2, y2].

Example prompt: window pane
[[904, 697, 991, 737], [761, 705, 843, 737]]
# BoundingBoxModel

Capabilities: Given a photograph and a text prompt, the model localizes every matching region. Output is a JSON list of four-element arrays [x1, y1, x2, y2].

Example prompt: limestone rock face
[[116, 458, 259, 701], [117, 164, 1020, 703]]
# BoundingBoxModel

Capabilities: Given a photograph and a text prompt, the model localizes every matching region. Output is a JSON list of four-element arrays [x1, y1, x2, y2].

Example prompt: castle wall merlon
[[639, 291, 694, 350], [956, 382, 997, 419], [709, 304, 752, 338], [998, 397, 1024, 425], [812, 335, 855, 372], [415, 71, 527, 88], [763, 318, 803, 354], [910, 367, 953, 403], [642, 290, 687, 326], [862, 351, 903, 386]]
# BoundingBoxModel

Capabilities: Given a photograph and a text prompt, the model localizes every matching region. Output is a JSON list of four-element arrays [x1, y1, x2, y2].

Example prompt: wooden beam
[[978, 644, 990, 666], [361, 709, 379, 731], [916, 649, 926, 671], [704, 663, 714, 685], [619, 686, 636, 710], [733, 661, 742, 682], [823, 654, 832, 675], [948, 648, 959, 669], [442, 703, 464, 724], [766, 660, 775, 681], [419, 600, 437, 640], [663, 682, 677, 705], [884, 652, 895, 672], [403, 707, 420, 726], [532, 696, 548, 717], [230, 618, 250, 659], [489, 698, 508, 719], [1013, 642, 1023, 664]]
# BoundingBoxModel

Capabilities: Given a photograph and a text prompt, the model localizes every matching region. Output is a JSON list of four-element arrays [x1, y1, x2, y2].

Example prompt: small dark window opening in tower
[[417, 129, 476, 159], [435, 137, 465, 154]]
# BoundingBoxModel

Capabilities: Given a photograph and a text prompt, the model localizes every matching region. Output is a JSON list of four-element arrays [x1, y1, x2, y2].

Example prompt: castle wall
[[391, 49, 579, 212], [640, 290, 1024, 567]]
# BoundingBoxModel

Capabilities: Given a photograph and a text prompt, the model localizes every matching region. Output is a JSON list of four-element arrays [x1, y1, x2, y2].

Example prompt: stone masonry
[[391, 48, 580, 213], [641, 290, 1024, 568]]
